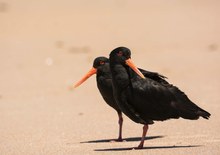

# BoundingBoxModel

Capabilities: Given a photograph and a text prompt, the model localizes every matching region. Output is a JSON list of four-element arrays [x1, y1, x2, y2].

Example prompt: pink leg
[[137, 124, 148, 149], [117, 111, 123, 141]]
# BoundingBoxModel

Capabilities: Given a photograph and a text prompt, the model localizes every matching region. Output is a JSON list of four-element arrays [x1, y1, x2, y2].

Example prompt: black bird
[[109, 47, 211, 149], [74, 57, 123, 141], [74, 56, 168, 141]]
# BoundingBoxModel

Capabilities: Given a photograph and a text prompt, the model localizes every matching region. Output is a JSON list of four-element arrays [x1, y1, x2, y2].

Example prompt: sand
[[0, 0, 220, 154]]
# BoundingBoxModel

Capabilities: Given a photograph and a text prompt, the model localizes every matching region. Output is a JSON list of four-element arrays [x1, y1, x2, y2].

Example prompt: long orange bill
[[125, 58, 146, 79], [74, 67, 97, 88]]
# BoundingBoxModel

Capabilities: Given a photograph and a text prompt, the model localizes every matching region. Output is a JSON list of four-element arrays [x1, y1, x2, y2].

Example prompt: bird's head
[[109, 47, 131, 64], [74, 56, 109, 88], [93, 56, 109, 69], [109, 47, 145, 79]]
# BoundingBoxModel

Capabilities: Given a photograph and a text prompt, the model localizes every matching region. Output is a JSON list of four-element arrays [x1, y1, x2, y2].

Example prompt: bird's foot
[[110, 137, 124, 142], [134, 144, 144, 149]]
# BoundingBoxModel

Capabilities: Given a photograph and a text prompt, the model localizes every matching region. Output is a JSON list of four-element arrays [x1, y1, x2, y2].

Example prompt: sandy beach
[[0, 0, 220, 154]]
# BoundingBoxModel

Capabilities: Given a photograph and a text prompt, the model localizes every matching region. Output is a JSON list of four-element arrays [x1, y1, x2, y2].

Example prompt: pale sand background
[[0, 0, 220, 154]]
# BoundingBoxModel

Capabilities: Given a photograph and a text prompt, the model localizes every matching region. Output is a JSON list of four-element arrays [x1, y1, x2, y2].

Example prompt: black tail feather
[[197, 109, 211, 119]]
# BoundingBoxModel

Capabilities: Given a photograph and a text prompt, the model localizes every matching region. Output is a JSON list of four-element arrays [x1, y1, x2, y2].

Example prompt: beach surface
[[0, 1, 220, 154]]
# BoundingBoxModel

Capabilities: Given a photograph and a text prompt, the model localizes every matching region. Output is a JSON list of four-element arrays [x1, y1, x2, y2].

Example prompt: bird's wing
[[130, 78, 175, 107], [138, 68, 169, 84], [120, 77, 176, 121], [128, 77, 205, 120], [132, 68, 200, 112]]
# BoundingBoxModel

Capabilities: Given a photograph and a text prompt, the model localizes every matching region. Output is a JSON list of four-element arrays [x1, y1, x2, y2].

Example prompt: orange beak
[[125, 58, 145, 79], [74, 67, 97, 88]]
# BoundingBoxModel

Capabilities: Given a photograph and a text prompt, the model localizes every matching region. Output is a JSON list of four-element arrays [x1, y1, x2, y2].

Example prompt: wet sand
[[0, 1, 220, 154]]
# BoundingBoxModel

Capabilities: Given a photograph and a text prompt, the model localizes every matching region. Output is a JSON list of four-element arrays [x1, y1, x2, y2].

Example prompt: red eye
[[100, 61, 105, 65], [117, 51, 123, 56]]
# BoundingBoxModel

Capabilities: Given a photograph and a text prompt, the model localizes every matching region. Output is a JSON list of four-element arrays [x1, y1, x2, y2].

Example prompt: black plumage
[[109, 47, 211, 149], [74, 56, 169, 141], [93, 57, 124, 141]]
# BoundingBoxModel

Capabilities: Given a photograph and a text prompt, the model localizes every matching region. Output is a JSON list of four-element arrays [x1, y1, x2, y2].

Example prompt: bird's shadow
[[94, 145, 201, 151], [80, 135, 164, 143]]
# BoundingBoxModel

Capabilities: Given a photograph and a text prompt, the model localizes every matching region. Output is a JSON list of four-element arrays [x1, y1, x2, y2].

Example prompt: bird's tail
[[170, 85, 211, 120], [196, 108, 211, 119]]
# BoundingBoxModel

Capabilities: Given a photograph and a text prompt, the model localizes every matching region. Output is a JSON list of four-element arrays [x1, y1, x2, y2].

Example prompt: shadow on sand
[[94, 145, 201, 151], [81, 135, 164, 143]]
